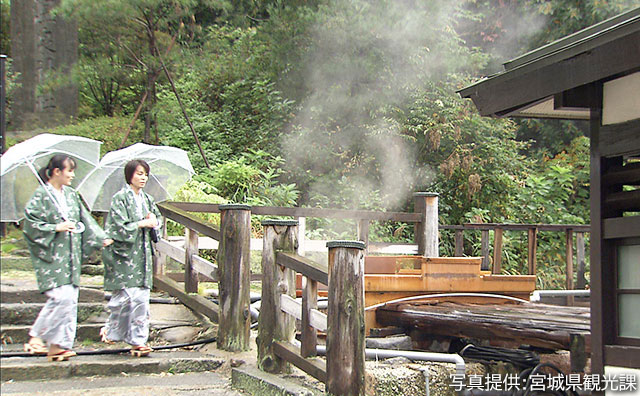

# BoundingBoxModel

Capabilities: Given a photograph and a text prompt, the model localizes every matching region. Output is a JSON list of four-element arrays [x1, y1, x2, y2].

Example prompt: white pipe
[[530, 289, 590, 302], [303, 342, 465, 376]]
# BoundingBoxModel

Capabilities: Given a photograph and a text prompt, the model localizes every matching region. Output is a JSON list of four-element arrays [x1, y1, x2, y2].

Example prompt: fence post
[[413, 192, 439, 257], [326, 240, 366, 396], [493, 227, 503, 274], [184, 227, 199, 293], [481, 229, 490, 271], [454, 229, 464, 256], [257, 219, 298, 373], [566, 228, 574, 306], [357, 219, 370, 254], [217, 204, 252, 351], [527, 227, 538, 275], [297, 217, 306, 256], [153, 217, 168, 277], [576, 232, 586, 289]]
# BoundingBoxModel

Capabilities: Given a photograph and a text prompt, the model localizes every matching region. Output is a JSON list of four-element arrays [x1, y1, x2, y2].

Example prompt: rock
[[366, 335, 413, 350], [81, 264, 104, 276], [379, 357, 412, 365], [157, 326, 200, 343]]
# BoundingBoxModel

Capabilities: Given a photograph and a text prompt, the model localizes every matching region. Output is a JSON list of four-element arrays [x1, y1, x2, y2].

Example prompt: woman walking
[[23, 155, 111, 361], [101, 159, 162, 357]]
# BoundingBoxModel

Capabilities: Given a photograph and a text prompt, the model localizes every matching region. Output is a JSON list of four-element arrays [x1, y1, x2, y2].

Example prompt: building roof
[[458, 7, 640, 119]]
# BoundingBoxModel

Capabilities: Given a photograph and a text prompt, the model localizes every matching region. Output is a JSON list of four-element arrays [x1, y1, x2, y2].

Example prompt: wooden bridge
[[150, 193, 591, 396]]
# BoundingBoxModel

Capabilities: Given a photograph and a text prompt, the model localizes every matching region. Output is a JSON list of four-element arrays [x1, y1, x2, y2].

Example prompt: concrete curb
[[231, 366, 322, 396]]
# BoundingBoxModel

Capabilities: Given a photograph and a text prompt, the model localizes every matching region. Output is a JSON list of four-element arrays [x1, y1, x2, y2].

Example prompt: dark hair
[[38, 155, 77, 182], [124, 159, 150, 184]]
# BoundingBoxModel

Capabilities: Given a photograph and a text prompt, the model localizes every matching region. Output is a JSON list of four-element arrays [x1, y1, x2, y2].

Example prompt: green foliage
[[50, 116, 144, 156], [0, 0, 9, 55], [165, 179, 227, 236]]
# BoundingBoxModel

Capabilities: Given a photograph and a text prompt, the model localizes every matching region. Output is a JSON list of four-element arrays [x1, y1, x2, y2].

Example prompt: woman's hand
[[137, 219, 156, 228], [103, 238, 114, 247], [146, 212, 158, 227], [55, 221, 76, 232]]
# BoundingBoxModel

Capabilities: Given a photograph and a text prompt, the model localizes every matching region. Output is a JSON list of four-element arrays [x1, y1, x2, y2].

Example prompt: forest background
[[1, 0, 638, 289]]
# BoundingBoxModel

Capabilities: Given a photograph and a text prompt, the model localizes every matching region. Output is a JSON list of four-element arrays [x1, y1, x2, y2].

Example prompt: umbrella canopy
[[77, 143, 195, 212], [1, 133, 102, 222]]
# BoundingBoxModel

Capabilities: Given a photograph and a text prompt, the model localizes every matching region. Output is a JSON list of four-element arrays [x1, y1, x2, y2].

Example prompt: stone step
[[1, 281, 105, 303], [1, 323, 104, 344], [0, 350, 225, 382], [0, 302, 106, 325]]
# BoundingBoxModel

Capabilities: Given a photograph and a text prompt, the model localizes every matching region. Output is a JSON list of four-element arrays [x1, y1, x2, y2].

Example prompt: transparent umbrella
[[77, 143, 195, 212], [1, 133, 102, 222]]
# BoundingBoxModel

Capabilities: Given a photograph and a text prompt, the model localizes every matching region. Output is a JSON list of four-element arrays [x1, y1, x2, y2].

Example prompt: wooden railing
[[150, 197, 592, 395], [256, 219, 367, 395]]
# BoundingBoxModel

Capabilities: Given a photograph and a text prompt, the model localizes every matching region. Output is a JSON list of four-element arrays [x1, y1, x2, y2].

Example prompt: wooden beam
[[527, 228, 538, 276], [185, 228, 199, 294], [158, 202, 221, 240], [414, 193, 439, 257], [191, 255, 218, 281], [481, 230, 490, 271], [257, 220, 298, 373], [155, 238, 185, 264], [576, 233, 586, 289], [599, 118, 640, 157], [493, 228, 503, 274], [603, 216, 640, 239], [602, 161, 640, 186], [454, 230, 464, 256], [301, 276, 319, 358], [276, 252, 328, 285], [273, 341, 327, 383], [604, 345, 640, 369], [153, 274, 218, 322], [566, 229, 574, 306]]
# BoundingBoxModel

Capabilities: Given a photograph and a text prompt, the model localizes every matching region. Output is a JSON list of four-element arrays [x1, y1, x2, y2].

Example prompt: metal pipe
[[303, 341, 465, 376], [530, 289, 590, 302]]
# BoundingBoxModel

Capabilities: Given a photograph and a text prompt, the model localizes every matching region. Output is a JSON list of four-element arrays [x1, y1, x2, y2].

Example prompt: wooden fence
[[151, 195, 591, 395]]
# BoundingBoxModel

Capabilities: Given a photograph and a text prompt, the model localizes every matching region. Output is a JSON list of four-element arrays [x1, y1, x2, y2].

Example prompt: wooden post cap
[[218, 204, 252, 211], [261, 219, 299, 226], [326, 240, 366, 250]]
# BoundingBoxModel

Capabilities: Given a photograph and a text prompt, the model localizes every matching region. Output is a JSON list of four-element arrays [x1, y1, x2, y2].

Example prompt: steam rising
[[282, 0, 545, 209]]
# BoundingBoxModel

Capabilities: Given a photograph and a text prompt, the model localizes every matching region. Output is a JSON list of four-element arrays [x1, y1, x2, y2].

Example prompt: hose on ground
[[0, 336, 217, 358]]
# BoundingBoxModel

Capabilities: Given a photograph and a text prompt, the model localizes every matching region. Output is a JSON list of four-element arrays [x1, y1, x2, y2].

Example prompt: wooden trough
[[296, 255, 536, 332]]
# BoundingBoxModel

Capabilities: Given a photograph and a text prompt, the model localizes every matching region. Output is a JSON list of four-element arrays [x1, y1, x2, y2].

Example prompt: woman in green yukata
[[101, 159, 162, 357], [23, 155, 113, 361]]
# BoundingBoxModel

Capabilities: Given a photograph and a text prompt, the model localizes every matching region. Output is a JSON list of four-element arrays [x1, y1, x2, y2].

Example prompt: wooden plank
[[603, 215, 640, 239], [604, 345, 640, 369], [273, 341, 327, 383], [481, 230, 490, 270], [599, 118, 640, 157], [185, 228, 198, 294], [217, 206, 251, 352], [528, 228, 537, 275], [191, 255, 218, 281], [279, 294, 327, 332], [493, 228, 503, 274], [414, 193, 439, 257], [276, 252, 328, 285], [566, 229, 574, 306], [454, 230, 464, 256], [602, 161, 640, 186], [158, 202, 221, 240], [327, 243, 366, 396], [576, 232, 586, 289], [169, 201, 422, 222], [301, 277, 318, 357], [257, 221, 297, 373], [153, 274, 218, 322], [155, 238, 185, 264], [604, 189, 640, 212]]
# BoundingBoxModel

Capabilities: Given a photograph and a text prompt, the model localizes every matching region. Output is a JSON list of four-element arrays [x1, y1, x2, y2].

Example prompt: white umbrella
[[77, 143, 195, 212], [1, 133, 102, 222]]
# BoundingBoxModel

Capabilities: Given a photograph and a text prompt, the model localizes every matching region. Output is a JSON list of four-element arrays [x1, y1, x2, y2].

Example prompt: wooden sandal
[[100, 327, 115, 344], [47, 350, 76, 362], [130, 345, 153, 357], [24, 339, 48, 355]]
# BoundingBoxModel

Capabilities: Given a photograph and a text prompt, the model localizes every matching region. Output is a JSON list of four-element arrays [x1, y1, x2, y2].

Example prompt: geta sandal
[[24, 339, 48, 355], [130, 345, 153, 357], [47, 350, 76, 362], [100, 327, 115, 344]]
